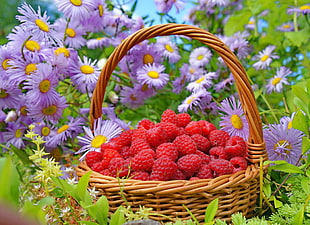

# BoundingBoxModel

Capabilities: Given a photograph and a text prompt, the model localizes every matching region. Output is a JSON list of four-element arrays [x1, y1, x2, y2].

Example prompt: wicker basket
[[76, 23, 267, 222]]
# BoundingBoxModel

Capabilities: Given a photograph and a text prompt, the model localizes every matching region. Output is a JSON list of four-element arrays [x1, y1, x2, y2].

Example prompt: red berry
[[108, 157, 129, 177], [176, 113, 191, 127], [129, 138, 151, 156], [131, 171, 150, 181], [91, 161, 106, 172], [230, 156, 248, 173], [132, 128, 147, 140], [199, 120, 216, 137], [171, 169, 187, 180], [100, 169, 111, 176], [146, 126, 167, 148], [208, 130, 230, 147], [209, 146, 229, 160], [185, 121, 203, 136], [196, 150, 211, 164], [131, 149, 155, 172], [119, 146, 131, 159], [150, 158, 177, 181], [197, 164, 213, 179], [173, 134, 197, 156], [102, 148, 121, 162], [156, 142, 179, 161], [101, 141, 122, 152], [85, 151, 103, 167], [161, 109, 178, 124], [225, 136, 247, 158], [116, 129, 134, 146], [189, 177, 200, 181], [176, 127, 188, 136], [209, 159, 234, 177], [137, 119, 155, 130], [155, 122, 178, 141], [177, 154, 202, 176], [191, 134, 212, 153]]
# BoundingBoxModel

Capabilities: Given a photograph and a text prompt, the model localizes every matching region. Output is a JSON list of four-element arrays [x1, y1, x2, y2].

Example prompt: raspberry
[[129, 138, 151, 156], [132, 128, 147, 140], [171, 169, 186, 180], [137, 119, 155, 130], [102, 148, 121, 162], [91, 160, 107, 172], [199, 120, 216, 137], [85, 151, 103, 167], [196, 150, 211, 164], [173, 134, 197, 156], [177, 154, 202, 175], [230, 156, 248, 173], [185, 121, 203, 136], [108, 157, 129, 177], [209, 159, 234, 177], [209, 146, 229, 160], [115, 129, 134, 146], [150, 158, 177, 181], [101, 141, 122, 152], [208, 130, 230, 147], [197, 164, 213, 179], [191, 134, 212, 153], [146, 126, 167, 148], [225, 136, 247, 158], [176, 113, 191, 127], [156, 142, 179, 161], [161, 109, 178, 124], [120, 146, 131, 159], [155, 122, 178, 141], [176, 127, 188, 136], [131, 149, 155, 172], [100, 169, 111, 176], [131, 171, 150, 181], [189, 177, 200, 181]]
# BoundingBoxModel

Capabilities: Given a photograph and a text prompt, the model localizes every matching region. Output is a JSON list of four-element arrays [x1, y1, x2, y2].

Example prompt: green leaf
[[51, 177, 75, 197], [204, 198, 218, 223], [75, 171, 92, 205], [292, 85, 309, 106], [37, 196, 55, 207], [110, 206, 126, 225], [93, 196, 109, 225], [292, 206, 304, 225], [224, 10, 252, 36], [21, 200, 46, 224], [269, 196, 283, 208], [301, 177, 310, 194], [268, 161, 303, 174], [78, 221, 99, 225], [292, 110, 309, 136], [302, 137, 310, 155], [263, 183, 272, 198], [9, 144, 33, 165], [285, 29, 310, 47]]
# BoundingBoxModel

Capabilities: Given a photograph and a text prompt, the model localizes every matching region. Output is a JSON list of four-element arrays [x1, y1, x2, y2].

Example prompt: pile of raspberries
[[85, 109, 248, 181]]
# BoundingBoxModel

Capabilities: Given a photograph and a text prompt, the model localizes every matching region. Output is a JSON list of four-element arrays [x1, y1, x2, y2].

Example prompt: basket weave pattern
[[76, 23, 267, 222]]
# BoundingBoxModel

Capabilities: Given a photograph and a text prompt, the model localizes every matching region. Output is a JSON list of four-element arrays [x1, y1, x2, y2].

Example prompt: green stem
[[260, 93, 279, 123], [293, 0, 299, 32]]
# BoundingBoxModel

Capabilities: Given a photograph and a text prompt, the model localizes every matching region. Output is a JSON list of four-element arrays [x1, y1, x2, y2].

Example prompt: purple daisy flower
[[3, 119, 28, 149], [54, 0, 96, 20], [76, 118, 123, 160], [0, 44, 15, 79], [264, 123, 304, 165], [186, 74, 214, 93], [69, 56, 100, 94], [87, 37, 110, 49], [27, 95, 67, 123], [46, 116, 84, 148], [32, 121, 57, 144], [16, 2, 60, 45], [189, 46, 212, 67], [180, 63, 206, 82], [172, 74, 187, 94], [133, 82, 156, 99], [287, 4, 310, 15], [178, 90, 210, 113], [277, 22, 295, 32], [245, 18, 255, 30], [23, 63, 60, 106], [215, 73, 234, 93], [218, 96, 249, 140], [0, 79, 23, 110], [266, 66, 291, 94], [279, 112, 296, 130], [156, 37, 181, 63], [53, 18, 87, 49], [253, 45, 279, 70], [154, 0, 185, 13], [120, 86, 145, 109], [136, 63, 169, 89]]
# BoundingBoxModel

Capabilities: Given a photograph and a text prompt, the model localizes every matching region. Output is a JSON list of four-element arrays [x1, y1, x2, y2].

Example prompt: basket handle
[[90, 23, 267, 163]]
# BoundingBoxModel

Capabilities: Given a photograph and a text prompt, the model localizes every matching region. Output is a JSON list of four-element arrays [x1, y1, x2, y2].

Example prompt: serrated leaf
[[110, 206, 126, 225], [292, 110, 309, 136], [204, 198, 218, 223]]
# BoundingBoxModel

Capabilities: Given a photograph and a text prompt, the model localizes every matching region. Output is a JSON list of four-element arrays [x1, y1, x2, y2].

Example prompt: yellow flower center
[[300, 5, 310, 10], [261, 55, 269, 62], [143, 54, 154, 64], [70, 0, 82, 6], [25, 63, 37, 75], [80, 65, 94, 74], [54, 47, 70, 58], [196, 55, 204, 60], [283, 24, 291, 29], [196, 77, 205, 83], [186, 96, 196, 105], [91, 135, 107, 148], [147, 71, 159, 79], [141, 84, 149, 91], [0, 89, 8, 98], [271, 77, 282, 86], [15, 129, 23, 138], [42, 105, 57, 116], [2, 58, 10, 70], [189, 68, 195, 74], [41, 126, 51, 136], [287, 121, 293, 129], [35, 19, 49, 32], [98, 4, 104, 17], [66, 28, 76, 38], [39, 80, 51, 93], [20, 106, 28, 116], [230, 114, 243, 129], [248, 20, 255, 25], [165, 44, 174, 53], [57, 125, 69, 134], [274, 140, 292, 154], [25, 40, 41, 52]]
